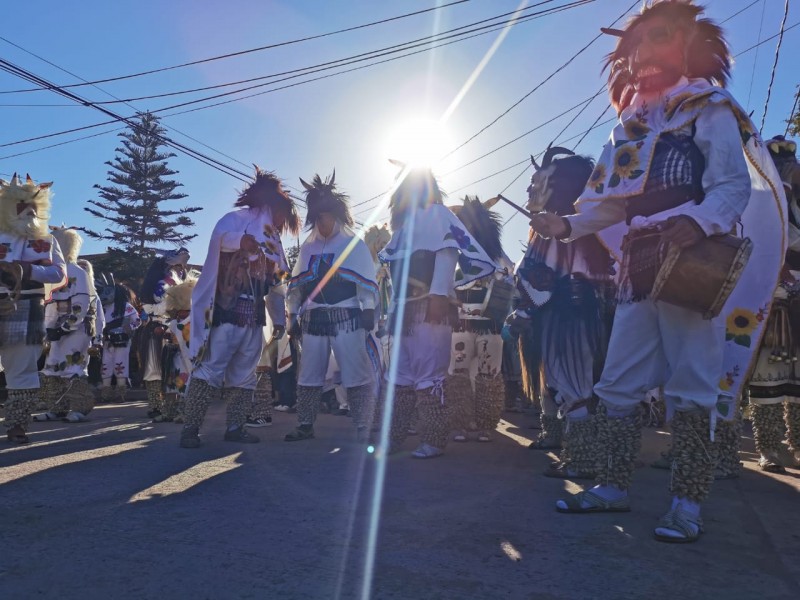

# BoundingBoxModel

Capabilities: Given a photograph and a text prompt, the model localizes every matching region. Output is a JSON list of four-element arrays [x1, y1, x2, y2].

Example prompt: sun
[[383, 117, 454, 169]]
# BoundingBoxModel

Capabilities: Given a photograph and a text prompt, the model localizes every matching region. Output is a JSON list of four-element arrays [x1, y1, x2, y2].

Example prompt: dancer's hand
[[529, 213, 569, 239], [659, 216, 705, 249]]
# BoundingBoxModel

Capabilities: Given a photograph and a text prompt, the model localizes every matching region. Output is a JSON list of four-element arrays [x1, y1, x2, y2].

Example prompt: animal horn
[[530, 155, 541, 171], [600, 27, 625, 37], [388, 158, 407, 169], [484, 196, 502, 209], [10, 173, 20, 186], [26, 173, 33, 183], [541, 146, 575, 169], [299, 177, 314, 191], [329, 169, 335, 187]]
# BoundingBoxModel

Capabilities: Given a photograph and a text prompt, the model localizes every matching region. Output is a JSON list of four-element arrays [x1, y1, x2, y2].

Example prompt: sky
[[1, 0, 798, 264]]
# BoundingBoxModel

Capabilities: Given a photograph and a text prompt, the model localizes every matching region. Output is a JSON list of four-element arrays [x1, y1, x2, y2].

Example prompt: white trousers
[[297, 328, 375, 388], [1, 344, 41, 389], [390, 322, 452, 390], [102, 343, 132, 381], [595, 299, 722, 412], [191, 323, 263, 390]]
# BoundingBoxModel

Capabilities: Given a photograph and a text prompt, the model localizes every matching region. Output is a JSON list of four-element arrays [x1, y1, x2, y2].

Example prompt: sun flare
[[383, 117, 453, 169]]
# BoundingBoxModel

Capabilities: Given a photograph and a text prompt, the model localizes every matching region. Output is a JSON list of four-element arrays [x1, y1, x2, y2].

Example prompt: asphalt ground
[[1, 398, 799, 600]]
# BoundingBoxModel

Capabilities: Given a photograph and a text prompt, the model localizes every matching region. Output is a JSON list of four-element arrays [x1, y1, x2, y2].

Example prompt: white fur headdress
[[0, 173, 52, 238], [51, 225, 83, 264]]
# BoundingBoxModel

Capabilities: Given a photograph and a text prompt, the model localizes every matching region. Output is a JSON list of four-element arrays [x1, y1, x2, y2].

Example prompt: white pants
[[191, 323, 263, 389], [595, 300, 722, 412], [102, 343, 132, 381], [0, 344, 40, 389], [297, 328, 374, 388], [390, 322, 451, 390]]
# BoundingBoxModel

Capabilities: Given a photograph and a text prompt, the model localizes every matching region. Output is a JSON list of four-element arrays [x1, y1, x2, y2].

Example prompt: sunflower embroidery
[[623, 119, 650, 141], [588, 164, 607, 194], [725, 308, 758, 347], [608, 146, 644, 188]]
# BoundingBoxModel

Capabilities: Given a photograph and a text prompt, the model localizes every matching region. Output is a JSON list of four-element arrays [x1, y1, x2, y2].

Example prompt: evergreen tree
[[788, 87, 800, 136], [83, 112, 201, 259]]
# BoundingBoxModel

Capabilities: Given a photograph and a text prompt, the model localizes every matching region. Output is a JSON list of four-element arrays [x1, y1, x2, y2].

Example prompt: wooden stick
[[497, 194, 532, 219]]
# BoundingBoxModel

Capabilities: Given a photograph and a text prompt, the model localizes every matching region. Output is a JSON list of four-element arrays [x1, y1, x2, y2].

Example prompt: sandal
[[544, 463, 595, 480], [477, 431, 491, 443], [758, 456, 786, 474], [412, 443, 443, 459], [556, 490, 631, 513], [654, 507, 703, 543]]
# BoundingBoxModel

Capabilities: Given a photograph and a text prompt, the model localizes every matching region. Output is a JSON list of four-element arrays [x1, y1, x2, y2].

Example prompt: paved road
[[1, 400, 799, 600]]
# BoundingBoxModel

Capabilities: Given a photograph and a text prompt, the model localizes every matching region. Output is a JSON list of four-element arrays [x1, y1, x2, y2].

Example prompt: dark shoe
[[284, 426, 315, 442], [147, 409, 162, 419], [246, 417, 272, 428], [224, 427, 260, 443], [179, 425, 201, 448], [6, 426, 30, 445], [334, 408, 350, 417]]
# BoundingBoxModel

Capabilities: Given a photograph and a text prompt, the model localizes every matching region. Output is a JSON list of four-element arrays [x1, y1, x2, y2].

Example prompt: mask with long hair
[[603, 0, 731, 112], [299, 170, 353, 229], [235, 166, 300, 235], [450, 196, 503, 262], [388, 164, 444, 231]]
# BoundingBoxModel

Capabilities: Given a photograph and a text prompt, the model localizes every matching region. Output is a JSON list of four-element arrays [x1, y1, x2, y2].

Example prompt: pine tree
[[788, 86, 800, 136], [83, 112, 201, 259]]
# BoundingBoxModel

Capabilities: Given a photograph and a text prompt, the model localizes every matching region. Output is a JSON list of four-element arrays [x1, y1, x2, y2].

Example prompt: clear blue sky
[[1, 0, 797, 263]]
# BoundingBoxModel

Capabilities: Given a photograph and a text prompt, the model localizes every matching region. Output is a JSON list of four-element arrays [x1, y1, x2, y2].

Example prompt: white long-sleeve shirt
[[566, 98, 751, 241]]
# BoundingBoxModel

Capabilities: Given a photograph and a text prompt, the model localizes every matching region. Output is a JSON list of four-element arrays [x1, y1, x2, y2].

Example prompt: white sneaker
[[412, 443, 443, 459], [273, 405, 290, 412], [453, 430, 467, 442], [64, 411, 87, 423], [246, 417, 272, 428]]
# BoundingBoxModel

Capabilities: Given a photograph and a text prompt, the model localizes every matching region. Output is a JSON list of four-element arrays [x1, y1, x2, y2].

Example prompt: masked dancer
[[100, 280, 141, 400], [379, 167, 495, 458], [509, 149, 615, 480], [37, 226, 96, 422], [179, 167, 296, 448], [746, 135, 800, 472], [137, 248, 190, 420], [0, 174, 66, 444], [529, 0, 785, 542], [284, 172, 379, 443]]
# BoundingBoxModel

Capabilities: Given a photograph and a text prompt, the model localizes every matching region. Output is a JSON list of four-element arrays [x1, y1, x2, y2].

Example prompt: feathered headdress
[[388, 163, 445, 231], [299, 170, 353, 229], [235, 166, 300, 235], [0, 173, 53, 238], [603, 0, 731, 112], [450, 196, 503, 262], [50, 225, 83, 264]]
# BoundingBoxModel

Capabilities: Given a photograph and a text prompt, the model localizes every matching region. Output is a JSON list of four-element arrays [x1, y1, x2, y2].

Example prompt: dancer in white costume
[[100, 281, 141, 399], [0, 174, 66, 444], [180, 167, 297, 448], [38, 227, 96, 422], [380, 167, 495, 458], [285, 172, 379, 443], [530, 1, 785, 542]]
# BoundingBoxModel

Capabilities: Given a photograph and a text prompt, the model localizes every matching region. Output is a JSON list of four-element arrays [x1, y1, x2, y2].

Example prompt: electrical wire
[[0, 0, 595, 149], [759, 0, 790, 133], [0, 0, 473, 94]]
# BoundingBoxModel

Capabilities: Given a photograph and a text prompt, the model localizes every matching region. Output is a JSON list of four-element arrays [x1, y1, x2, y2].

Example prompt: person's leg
[[530, 388, 563, 450], [557, 301, 664, 511], [656, 303, 725, 542], [285, 333, 329, 441], [332, 328, 376, 439], [221, 326, 262, 443], [3, 345, 42, 444], [750, 399, 787, 472], [785, 397, 800, 464], [179, 325, 233, 447], [411, 322, 453, 458], [473, 333, 505, 442]]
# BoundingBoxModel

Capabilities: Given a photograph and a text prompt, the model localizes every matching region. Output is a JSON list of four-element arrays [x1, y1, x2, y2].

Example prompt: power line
[[759, 0, 790, 133], [0, 0, 595, 150], [0, 1, 473, 94], [439, 0, 638, 160], [81, 1, 578, 105]]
